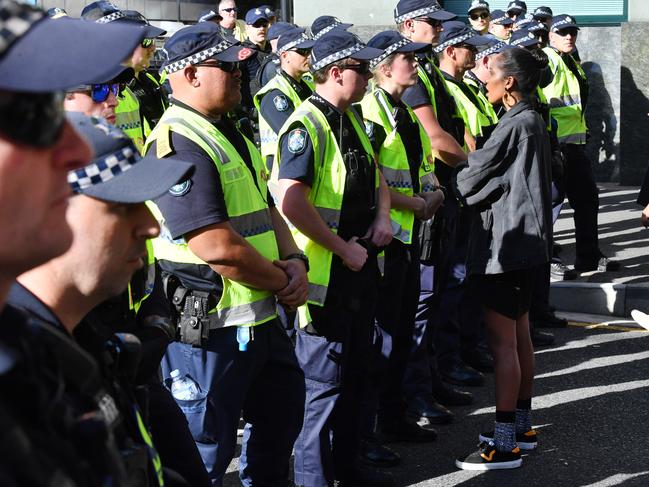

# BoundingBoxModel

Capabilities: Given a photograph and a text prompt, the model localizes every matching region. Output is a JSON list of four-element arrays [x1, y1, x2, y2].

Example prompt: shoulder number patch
[[287, 128, 307, 154], [274, 95, 289, 112], [169, 179, 192, 197]]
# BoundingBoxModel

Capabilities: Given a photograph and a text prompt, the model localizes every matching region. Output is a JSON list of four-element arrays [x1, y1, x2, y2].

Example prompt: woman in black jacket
[[453, 47, 553, 470]]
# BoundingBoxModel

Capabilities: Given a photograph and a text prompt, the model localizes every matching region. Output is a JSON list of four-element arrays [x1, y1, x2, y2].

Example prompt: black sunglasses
[[455, 43, 478, 53], [341, 61, 371, 75], [290, 48, 312, 56], [0, 91, 65, 148], [252, 20, 269, 28], [196, 60, 241, 72], [470, 12, 489, 20], [415, 17, 442, 28], [221, 7, 237, 12]]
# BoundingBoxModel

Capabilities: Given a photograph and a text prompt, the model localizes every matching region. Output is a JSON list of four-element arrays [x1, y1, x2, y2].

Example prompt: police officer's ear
[[399, 19, 415, 38], [329, 64, 345, 83], [183, 65, 200, 87]]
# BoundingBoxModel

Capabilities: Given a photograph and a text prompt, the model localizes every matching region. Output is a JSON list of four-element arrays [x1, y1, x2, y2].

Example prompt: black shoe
[[531, 327, 555, 347], [431, 381, 474, 407], [479, 429, 538, 450], [406, 395, 454, 425], [359, 439, 401, 468], [532, 310, 567, 329], [455, 441, 522, 471], [575, 256, 621, 272], [440, 363, 485, 387], [461, 349, 494, 373], [377, 416, 438, 443], [340, 463, 394, 487], [550, 260, 578, 281]]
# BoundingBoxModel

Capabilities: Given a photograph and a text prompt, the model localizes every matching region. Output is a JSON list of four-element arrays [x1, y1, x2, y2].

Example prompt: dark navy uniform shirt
[[258, 69, 313, 134]]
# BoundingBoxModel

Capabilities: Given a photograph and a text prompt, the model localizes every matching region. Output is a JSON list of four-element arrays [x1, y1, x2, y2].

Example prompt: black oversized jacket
[[454, 101, 553, 275]]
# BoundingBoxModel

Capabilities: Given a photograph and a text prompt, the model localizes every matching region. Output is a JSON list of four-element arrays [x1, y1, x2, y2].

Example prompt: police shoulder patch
[[169, 179, 192, 196], [274, 95, 289, 112], [287, 128, 307, 154]]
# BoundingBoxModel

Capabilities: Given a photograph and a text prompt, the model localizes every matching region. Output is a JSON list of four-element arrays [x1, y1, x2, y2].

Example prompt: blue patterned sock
[[515, 408, 532, 434], [493, 421, 516, 451]]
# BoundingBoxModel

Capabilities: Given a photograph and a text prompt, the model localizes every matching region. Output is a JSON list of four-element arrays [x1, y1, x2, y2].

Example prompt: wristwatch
[[285, 253, 310, 272]]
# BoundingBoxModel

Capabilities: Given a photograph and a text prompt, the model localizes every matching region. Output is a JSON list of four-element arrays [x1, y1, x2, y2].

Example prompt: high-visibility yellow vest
[[253, 72, 310, 161], [442, 76, 494, 139], [116, 72, 167, 154], [540, 47, 587, 145], [128, 239, 156, 314], [144, 104, 279, 328], [463, 74, 499, 124], [273, 100, 379, 306], [360, 88, 436, 244]]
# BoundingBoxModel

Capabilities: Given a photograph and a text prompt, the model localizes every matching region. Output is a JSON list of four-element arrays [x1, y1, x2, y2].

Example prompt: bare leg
[[515, 312, 534, 401], [483, 307, 519, 412]]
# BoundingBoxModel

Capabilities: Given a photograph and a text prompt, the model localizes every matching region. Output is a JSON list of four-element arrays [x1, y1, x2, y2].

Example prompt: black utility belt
[[169, 285, 221, 347]]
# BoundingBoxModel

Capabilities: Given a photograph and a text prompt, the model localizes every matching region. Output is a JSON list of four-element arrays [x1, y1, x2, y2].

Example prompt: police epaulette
[[157, 124, 175, 158]]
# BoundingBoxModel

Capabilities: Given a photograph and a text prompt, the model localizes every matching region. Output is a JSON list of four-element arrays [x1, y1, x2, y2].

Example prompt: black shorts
[[468, 267, 539, 320]]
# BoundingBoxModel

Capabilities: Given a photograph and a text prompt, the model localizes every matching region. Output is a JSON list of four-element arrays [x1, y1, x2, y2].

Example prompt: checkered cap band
[[68, 145, 138, 192], [163, 40, 232, 73], [395, 5, 442, 24], [476, 40, 506, 60], [0, 1, 44, 56], [434, 32, 475, 53], [510, 31, 537, 46], [370, 38, 411, 68], [95, 10, 125, 23], [311, 42, 365, 71], [312, 19, 342, 40], [551, 18, 577, 32], [491, 13, 510, 24], [277, 33, 312, 54]]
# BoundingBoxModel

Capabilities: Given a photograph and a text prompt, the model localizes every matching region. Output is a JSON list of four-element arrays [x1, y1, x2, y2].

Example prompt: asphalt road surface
[[222, 323, 649, 486]]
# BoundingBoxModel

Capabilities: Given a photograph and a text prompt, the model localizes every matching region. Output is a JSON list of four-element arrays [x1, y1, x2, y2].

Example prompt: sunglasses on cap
[[196, 60, 241, 72], [470, 12, 489, 20], [141, 38, 155, 48], [341, 61, 371, 75], [220, 7, 237, 12], [0, 91, 66, 148]]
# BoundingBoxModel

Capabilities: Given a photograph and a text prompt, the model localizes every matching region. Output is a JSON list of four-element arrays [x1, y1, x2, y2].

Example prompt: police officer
[[256, 21, 298, 88], [309, 15, 353, 40], [240, 7, 272, 114], [82, 1, 168, 153], [0, 2, 144, 484], [395, 0, 477, 411], [197, 8, 222, 24], [361, 31, 448, 442], [467, 0, 490, 35], [463, 40, 504, 126], [506, 0, 527, 21], [144, 25, 307, 486], [541, 15, 619, 272], [488, 9, 514, 41], [274, 29, 393, 487], [533, 6, 554, 29], [10, 114, 195, 487], [435, 21, 491, 149], [254, 27, 314, 173], [217, 0, 247, 42]]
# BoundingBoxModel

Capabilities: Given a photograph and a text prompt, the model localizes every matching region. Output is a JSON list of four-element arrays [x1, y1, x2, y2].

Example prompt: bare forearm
[[270, 207, 301, 258], [429, 132, 466, 167], [390, 189, 422, 212]]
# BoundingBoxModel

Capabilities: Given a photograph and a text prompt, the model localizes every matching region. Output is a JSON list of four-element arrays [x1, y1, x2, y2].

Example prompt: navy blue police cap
[[162, 23, 253, 74], [533, 6, 553, 20], [550, 14, 579, 33], [434, 21, 490, 53], [517, 20, 548, 33], [310, 30, 382, 72], [268, 21, 296, 41], [82, 1, 166, 37], [46, 6, 67, 18], [506, 0, 527, 14], [394, 0, 456, 24], [67, 112, 194, 204], [513, 13, 534, 28], [367, 30, 428, 68], [475, 38, 514, 61], [0, 0, 144, 92], [310, 16, 353, 40], [277, 28, 314, 54], [490, 9, 514, 25], [197, 9, 221, 23], [259, 5, 276, 18], [468, 1, 489, 14], [245, 7, 270, 25], [509, 29, 540, 48]]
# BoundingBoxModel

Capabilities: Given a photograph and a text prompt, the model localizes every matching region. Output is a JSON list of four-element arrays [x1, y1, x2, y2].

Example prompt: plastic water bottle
[[169, 369, 200, 401]]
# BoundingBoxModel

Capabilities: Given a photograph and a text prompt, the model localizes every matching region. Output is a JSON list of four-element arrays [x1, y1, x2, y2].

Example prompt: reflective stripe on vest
[[541, 47, 587, 145], [254, 73, 308, 160], [134, 407, 164, 486], [360, 88, 435, 244], [116, 87, 145, 153], [274, 100, 378, 305], [144, 105, 279, 328]]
